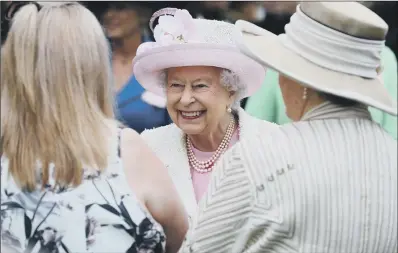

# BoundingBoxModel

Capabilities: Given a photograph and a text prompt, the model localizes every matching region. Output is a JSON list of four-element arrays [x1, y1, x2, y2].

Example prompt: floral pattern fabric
[[0, 135, 166, 253]]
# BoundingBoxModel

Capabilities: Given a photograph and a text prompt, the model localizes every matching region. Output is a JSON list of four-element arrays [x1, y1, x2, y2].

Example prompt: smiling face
[[166, 66, 235, 135]]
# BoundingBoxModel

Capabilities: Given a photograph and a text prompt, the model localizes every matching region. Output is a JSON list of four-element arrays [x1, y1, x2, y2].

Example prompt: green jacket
[[245, 47, 397, 139]]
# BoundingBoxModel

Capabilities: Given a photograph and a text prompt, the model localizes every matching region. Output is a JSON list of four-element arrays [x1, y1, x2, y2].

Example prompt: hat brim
[[235, 20, 397, 116], [132, 43, 266, 99]]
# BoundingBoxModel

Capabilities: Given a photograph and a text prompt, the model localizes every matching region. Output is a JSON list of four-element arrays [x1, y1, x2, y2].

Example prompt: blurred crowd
[[83, 1, 398, 56], [2, 1, 397, 135]]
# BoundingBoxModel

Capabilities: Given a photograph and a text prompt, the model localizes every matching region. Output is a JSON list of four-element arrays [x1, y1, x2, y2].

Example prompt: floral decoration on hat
[[136, 9, 204, 56], [153, 9, 201, 45]]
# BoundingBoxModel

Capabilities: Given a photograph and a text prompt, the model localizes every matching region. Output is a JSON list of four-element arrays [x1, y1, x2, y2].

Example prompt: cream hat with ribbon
[[234, 2, 397, 115]]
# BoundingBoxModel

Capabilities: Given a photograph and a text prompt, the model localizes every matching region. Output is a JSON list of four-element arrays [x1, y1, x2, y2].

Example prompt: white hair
[[159, 68, 246, 110]]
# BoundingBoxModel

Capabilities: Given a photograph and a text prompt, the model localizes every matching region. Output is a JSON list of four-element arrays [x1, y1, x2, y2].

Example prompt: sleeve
[[245, 69, 279, 122], [380, 47, 397, 139], [245, 69, 291, 125], [369, 46, 397, 139]]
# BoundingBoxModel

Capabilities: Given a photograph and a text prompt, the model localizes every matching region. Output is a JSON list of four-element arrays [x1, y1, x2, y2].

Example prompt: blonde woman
[[0, 2, 187, 253]]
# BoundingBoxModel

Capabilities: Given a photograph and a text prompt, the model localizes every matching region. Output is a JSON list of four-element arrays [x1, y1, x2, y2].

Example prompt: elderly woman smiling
[[133, 8, 277, 220]]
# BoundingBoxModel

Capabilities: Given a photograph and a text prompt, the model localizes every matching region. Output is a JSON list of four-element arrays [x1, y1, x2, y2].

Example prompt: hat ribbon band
[[279, 5, 385, 79]]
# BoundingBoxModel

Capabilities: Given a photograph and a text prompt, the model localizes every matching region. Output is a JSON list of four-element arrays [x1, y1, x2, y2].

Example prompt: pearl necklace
[[186, 116, 236, 174]]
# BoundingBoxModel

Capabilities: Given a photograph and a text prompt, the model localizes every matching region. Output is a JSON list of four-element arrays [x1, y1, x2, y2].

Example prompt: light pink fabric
[[132, 8, 266, 99], [190, 129, 239, 203]]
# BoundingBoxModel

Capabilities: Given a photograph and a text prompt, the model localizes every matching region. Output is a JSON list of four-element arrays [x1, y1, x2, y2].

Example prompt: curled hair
[[1, 2, 115, 191], [219, 69, 246, 109], [159, 68, 246, 110]]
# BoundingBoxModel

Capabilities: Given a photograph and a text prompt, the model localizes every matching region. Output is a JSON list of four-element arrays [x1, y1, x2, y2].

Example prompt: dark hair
[[318, 92, 360, 107], [1, 1, 10, 45], [82, 1, 153, 22], [2, 1, 43, 45]]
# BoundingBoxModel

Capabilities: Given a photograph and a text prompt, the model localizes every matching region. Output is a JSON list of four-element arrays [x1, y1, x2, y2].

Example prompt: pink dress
[[190, 129, 239, 203]]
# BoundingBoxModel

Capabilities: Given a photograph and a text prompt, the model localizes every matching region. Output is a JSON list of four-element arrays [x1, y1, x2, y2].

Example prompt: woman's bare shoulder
[[121, 127, 141, 144], [120, 127, 162, 170], [120, 127, 188, 252]]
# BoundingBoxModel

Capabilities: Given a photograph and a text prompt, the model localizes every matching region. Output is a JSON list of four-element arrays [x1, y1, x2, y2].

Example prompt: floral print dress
[[0, 132, 166, 253]]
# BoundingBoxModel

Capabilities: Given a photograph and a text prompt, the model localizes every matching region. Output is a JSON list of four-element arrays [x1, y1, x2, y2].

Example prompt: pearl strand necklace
[[186, 116, 236, 173]]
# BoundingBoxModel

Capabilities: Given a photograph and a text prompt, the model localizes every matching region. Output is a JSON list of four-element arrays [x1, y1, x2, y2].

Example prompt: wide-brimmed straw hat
[[132, 8, 266, 99], [234, 2, 397, 115]]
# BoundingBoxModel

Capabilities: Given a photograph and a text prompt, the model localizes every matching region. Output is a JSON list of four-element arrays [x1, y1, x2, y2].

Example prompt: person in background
[[228, 2, 268, 31], [245, 3, 398, 139], [1, 2, 187, 252], [85, 1, 172, 133], [181, 2, 397, 252], [185, 1, 231, 21], [228, 2, 297, 37]]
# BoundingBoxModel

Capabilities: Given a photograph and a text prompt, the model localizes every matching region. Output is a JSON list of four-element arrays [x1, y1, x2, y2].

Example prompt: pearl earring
[[227, 107, 232, 113], [302, 87, 308, 100]]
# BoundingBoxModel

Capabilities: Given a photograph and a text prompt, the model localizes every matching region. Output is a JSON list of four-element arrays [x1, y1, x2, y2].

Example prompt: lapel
[[237, 107, 261, 140], [141, 108, 278, 222], [195, 108, 279, 214], [183, 111, 278, 252], [169, 129, 198, 220], [141, 125, 198, 219]]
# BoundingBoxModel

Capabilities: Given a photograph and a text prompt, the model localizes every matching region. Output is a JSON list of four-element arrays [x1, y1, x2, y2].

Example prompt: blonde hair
[[1, 2, 115, 191]]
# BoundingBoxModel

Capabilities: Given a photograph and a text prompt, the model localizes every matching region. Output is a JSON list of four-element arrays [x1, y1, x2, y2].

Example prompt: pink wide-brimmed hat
[[132, 8, 266, 99], [234, 2, 397, 115]]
